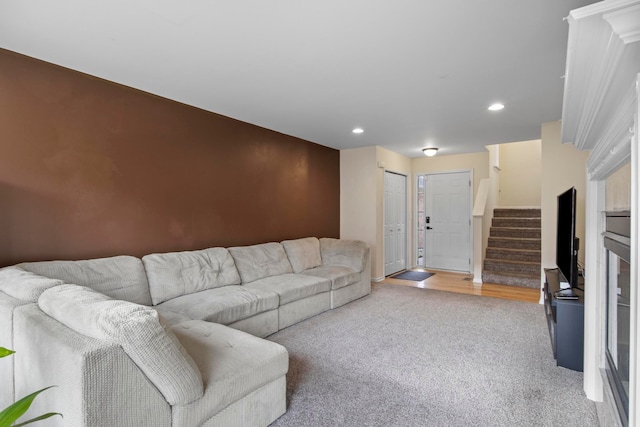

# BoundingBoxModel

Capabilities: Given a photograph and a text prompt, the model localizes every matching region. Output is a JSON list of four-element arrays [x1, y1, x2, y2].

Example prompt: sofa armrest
[[0, 292, 27, 409], [13, 304, 171, 427], [319, 238, 370, 272]]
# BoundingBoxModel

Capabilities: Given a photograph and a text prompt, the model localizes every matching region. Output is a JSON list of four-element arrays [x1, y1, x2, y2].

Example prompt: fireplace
[[560, 0, 639, 424], [604, 211, 631, 426]]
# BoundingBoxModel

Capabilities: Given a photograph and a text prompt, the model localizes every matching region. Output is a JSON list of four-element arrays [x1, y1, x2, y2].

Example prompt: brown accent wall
[[0, 49, 339, 267]]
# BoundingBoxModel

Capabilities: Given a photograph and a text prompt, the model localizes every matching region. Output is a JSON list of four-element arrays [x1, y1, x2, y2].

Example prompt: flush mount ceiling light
[[422, 147, 438, 157], [488, 103, 505, 111], [352, 128, 364, 134]]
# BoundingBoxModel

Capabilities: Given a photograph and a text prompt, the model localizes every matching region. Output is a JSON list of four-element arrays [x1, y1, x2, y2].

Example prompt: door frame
[[382, 169, 410, 277], [413, 169, 474, 272]]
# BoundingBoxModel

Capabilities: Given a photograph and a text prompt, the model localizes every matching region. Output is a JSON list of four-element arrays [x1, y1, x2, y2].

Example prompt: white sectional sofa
[[0, 237, 370, 427]]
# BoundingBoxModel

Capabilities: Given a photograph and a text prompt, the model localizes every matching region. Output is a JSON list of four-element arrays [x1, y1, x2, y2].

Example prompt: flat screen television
[[556, 187, 579, 289]]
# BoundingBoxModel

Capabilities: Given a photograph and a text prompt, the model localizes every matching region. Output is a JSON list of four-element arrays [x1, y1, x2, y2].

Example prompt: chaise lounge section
[[0, 237, 370, 426]]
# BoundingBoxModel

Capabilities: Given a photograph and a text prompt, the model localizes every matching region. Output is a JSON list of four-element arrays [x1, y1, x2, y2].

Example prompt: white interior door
[[384, 171, 407, 276], [423, 171, 471, 272]]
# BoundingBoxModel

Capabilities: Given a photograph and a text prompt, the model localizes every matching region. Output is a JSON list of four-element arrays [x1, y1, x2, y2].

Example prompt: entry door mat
[[390, 270, 434, 281]]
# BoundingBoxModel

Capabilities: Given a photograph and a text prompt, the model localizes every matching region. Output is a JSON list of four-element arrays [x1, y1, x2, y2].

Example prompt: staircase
[[482, 208, 541, 288]]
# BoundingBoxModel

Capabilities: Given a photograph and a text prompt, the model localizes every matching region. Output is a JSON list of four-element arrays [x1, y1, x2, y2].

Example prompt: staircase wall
[[498, 140, 542, 207]]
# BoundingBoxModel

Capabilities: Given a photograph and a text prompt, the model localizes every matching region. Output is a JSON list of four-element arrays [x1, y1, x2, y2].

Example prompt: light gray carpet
[[268, 283, 598, 426]]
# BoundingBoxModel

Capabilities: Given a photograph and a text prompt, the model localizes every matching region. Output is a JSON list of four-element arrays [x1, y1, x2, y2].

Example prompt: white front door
[[384, 171, 407, 276], [423, 171, 471, 272]]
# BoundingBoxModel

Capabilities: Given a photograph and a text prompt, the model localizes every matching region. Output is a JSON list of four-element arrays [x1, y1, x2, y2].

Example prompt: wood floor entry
[[381, 269, 541, 304]]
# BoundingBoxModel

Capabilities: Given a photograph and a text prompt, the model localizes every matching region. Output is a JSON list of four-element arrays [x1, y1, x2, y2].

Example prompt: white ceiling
[[0, 0, 598, 157]]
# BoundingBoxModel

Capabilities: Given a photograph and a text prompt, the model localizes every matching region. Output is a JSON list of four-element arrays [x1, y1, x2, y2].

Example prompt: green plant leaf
[[12, 412, 62, 427], [0, 386, 55, 427], [0, 348, 15, 358]]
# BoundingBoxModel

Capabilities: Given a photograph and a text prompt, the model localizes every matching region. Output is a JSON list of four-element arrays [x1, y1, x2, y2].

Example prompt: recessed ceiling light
[[488, 103, 505, 111], [352, 128, 364, 134]]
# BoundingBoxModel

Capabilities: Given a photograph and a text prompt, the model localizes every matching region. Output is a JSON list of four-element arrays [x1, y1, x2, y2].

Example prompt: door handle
[[426, 226, 433, 230]]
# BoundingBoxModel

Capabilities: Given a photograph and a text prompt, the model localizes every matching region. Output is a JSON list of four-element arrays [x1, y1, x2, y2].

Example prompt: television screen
[[556, 187, 578, 288]]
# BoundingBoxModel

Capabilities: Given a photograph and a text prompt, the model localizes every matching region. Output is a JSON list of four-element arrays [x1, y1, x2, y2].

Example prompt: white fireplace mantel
[[562, 0, 640, 155], [561, 1, 640, 426]]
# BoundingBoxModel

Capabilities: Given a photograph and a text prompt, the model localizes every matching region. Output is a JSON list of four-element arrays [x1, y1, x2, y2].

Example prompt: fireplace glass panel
[[606, 248, 630, 419]]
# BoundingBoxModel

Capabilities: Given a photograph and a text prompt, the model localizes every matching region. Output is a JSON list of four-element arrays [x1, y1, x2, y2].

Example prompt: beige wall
[[375, 147, 412, 280], [341, 146, 412, 281], [413, 150, 491, 274], [340, 146, 378, 274], [498, 139, 542, 207], [343, 141, 559, 282], [540, 121, 589, 271], [412, 151, 490, 199]]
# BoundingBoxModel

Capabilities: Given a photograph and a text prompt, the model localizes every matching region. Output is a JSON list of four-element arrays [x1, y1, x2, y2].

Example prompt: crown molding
[[568, 0, 640, 20], [561, 0, 640, 152], [586, 80, 636, 180], [604, 3, 640, 44]]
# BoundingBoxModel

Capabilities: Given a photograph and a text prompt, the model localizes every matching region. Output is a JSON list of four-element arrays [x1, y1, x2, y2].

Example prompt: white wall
[[499, 139, 542, 207]]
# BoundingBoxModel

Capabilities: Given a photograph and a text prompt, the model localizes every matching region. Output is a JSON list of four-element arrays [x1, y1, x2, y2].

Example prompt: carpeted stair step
[[488, 236, 541, 250], [483, 259, 540, 276], [481, 271, 541, 289], [492, 217, 541, 228], [486, 247, 540, 263], [482, 208, 542, 289], [493, 208, 541, 218], [489, 227, 541, 239]]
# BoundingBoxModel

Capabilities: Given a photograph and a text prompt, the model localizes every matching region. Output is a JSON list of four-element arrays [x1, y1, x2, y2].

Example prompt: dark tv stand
[[543, 268, 584, 371]]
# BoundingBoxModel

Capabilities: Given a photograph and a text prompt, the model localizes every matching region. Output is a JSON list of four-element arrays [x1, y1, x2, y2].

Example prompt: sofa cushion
[[0, 267, 63, 302], [38, 284, 203, 405], [142, 247, 241, 305], [228, 242, 292, 283], [156, 285, 279, 325], [243, 273, 331, 305], [153, 307, 194, 326], [319, 238, 369, 272], [171, 321, 288, 426], [281, 237, 322, 273], [300, 265, 361, 290], [19, 255, 152, 306]]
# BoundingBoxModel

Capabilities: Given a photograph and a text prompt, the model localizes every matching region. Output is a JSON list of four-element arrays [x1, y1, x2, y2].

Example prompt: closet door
[[384, 171, 407, 276]]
